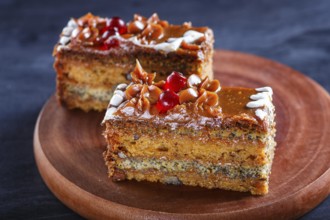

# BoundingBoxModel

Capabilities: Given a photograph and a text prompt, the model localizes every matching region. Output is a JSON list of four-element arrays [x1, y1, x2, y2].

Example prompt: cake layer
[[105, 121, 276, 167], [57, 81, 112, 111], [53, 13, 214, 111], [104, 156, 269, 195], [123, 169, 268, 195]]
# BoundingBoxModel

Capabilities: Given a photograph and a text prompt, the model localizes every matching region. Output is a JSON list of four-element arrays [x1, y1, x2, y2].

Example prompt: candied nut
[[147, 13, 160, 23], [89, 27, 99, 41], [120, 33, 134, 39], [187, 74, 201, 87], [179, 88, 198, 104], [93, 19, 107, 30], [205, 91, 219, 106], [153, 80, 165, 88], [141, 23, 164, 41], [141, 85, 149, 98], [181, 41, 200, 50], [134, 14, 147, 22], [206, 80, 221, 93], [195, 89, 207, 105], [157, 20, 169, 28], [130, 97, 137, 104], [139, 96, 150, 112], [148, 85, 162, 104], [194, 36, 206, 44], [80, 27, 91, 39], [127, 20, 145, 34], [131, 60, 155, 85], [131, 60, 148, 83], [125, 84, 142, 99], [199, 78, 221, 93], [77, 13, 94, 26], [147, 73, 155, 85], [199, 77, 210, 89]]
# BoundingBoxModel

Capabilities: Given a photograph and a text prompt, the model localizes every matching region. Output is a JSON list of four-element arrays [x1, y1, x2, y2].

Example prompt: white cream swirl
[[129, 30, 204, 53], [246, 87, 273, 120], [103, 83, 128, 123]]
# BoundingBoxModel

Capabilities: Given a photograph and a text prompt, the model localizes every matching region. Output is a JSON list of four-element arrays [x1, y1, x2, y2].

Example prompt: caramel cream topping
[[56, 13, 208, 53], [103, 60, 222, 122], [103, 61, 274, 125]]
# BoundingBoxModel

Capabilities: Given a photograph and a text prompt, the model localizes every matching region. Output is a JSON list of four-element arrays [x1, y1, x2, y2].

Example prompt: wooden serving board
[[34, 50, 330, 219]]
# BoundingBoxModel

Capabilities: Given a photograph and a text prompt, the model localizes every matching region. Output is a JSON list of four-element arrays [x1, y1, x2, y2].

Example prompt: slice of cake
[[53, 13, 214, 111], [103, 61, 276, 195]]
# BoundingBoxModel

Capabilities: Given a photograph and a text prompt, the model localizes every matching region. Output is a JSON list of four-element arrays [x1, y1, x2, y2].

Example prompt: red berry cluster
[[98, 17, 127, 50], [156, 72, 187, 113]]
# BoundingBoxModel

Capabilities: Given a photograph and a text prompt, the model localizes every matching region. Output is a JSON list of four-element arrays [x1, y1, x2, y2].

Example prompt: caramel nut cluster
[[182, 74, 222, 117], [112, 61, 222, 118], [73, 13, 106, 46], [59, 13, 205, 52], [127, 13, 168, 44], [123, 61, 162, 114]]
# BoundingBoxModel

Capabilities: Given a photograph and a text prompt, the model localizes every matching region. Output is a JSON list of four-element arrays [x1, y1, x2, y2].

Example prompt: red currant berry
[[164, 71, 187, 92], [156, 90, 180, 113], [95, 29, 116, 45], [107, 16, 127, 34], [101, 29, 116, 40], [99, 38, 120, 50]]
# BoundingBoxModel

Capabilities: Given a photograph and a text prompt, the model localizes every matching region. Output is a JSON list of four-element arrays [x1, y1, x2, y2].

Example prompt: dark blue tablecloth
[[0, 0, 329, 219]]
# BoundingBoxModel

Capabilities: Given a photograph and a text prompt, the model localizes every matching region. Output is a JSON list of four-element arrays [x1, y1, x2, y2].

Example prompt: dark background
[[0, 0, 329, 219]]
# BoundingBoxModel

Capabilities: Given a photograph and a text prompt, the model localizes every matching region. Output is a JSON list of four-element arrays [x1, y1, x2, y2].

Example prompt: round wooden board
[[34, 50, 330, 220]]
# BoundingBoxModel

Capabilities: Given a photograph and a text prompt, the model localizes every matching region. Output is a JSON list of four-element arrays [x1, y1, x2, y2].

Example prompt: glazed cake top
[[54, 13, 213, 56], [103, 61, 274, 132]]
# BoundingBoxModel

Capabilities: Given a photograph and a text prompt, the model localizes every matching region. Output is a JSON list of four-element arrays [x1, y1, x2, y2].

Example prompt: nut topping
[[63, 13, 206, 53], [127, 20, 145, 34], [181, 41, 200, 50], [110, 61, 221, 117], [140, 23, 164, 42], [131, 60, 155, 85], [179, 88, 198, 104]]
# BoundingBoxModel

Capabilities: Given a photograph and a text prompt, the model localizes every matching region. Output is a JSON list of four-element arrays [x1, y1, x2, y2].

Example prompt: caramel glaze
[[105, 62, 270, 133], [219, 87, 256, 116], [113, 87, 268, 133], [54, 13, 213, 60]]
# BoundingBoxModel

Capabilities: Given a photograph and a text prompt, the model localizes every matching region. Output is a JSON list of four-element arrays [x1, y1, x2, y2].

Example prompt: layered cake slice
[[53, 13, 214, 111], [103, 61, 276, 195]]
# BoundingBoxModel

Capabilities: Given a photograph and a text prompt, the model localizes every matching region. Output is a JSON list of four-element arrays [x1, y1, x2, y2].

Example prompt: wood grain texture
[[34, 50, 330, 220]]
